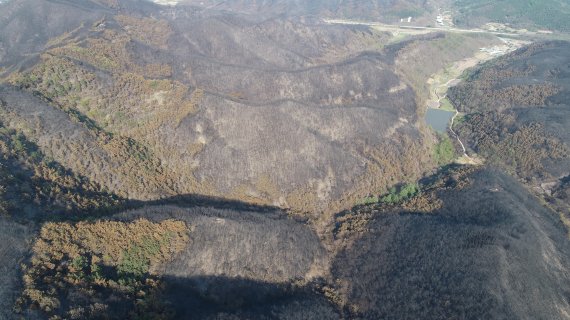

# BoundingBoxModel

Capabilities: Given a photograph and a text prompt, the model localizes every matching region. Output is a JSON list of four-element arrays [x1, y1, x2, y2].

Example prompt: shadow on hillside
[[139, 194, 281, 213], [159, 274, 334, 319], [84, 193, 286, 224], [16, 190, 283, 224]]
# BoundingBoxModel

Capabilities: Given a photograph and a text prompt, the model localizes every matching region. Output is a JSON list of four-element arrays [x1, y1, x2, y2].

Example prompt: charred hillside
[[332, 167, 570, 320], [1, 1, 570, 319], [0, 0, 440, 214], [7, 167, 570, 319], [11, 203, 335, 319], [448, 41, 570, 230]]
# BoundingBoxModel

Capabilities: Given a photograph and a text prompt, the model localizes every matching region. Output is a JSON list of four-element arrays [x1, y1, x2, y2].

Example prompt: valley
[[424, 37, 527, 164], [0, 0, 569, 319]]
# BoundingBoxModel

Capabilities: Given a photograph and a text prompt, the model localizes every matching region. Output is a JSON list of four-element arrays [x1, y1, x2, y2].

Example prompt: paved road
[[324, 19, 541, 38]]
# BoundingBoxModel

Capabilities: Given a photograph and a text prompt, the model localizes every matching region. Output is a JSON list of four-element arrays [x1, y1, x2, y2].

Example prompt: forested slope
[[332, 167, 570, 319], [1, 1, 570, 319], [449, 41, 570, 229]]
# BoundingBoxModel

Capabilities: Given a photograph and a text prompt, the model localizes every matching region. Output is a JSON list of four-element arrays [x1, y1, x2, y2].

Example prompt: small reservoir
[[425, 108, 454, 132]]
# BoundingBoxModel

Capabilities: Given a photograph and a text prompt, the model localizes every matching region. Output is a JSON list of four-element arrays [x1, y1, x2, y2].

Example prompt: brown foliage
[[458, 112, 569, 179], [10, 48, 205, 200], [0, 123, 121, 217], [334, 165, 477, 243], [115, 15, 172, 48], [19, 219, 189, 319]]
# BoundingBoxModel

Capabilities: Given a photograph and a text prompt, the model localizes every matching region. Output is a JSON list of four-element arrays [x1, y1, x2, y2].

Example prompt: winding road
[[449, 109, 468, 157]]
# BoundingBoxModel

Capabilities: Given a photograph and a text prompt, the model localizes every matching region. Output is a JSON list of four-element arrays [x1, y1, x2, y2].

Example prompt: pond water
[[425, 108, 454, 132]]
